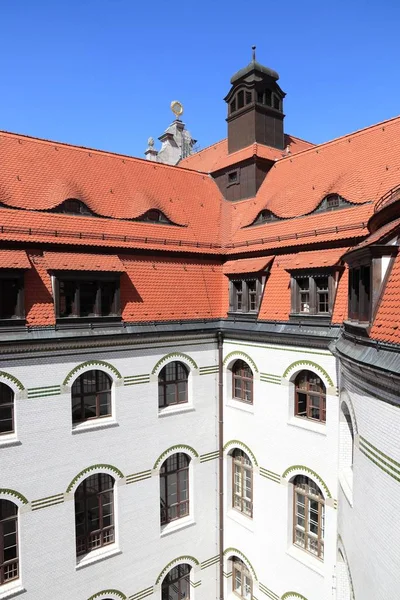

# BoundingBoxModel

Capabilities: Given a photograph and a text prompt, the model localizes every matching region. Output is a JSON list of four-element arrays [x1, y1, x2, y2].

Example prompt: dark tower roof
[[230, 60, 279, 84]]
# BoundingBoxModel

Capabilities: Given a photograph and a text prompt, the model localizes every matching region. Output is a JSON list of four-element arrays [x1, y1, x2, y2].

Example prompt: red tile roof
[[227, 203, 372, 253], [0, 130, 224, 248], [237, 116, 400, 221], [44, 252, 125, 272], [180, 135, 315, 173], [370, 253, 400, 344], [2, 113, 400, 333], [259, 248, 350, 323], [223, 256, 274, 274], [347, 216, 400, 252], [119, 257, 226, 322], [0, 249, 31, 269], [274, 248, 347, 269]]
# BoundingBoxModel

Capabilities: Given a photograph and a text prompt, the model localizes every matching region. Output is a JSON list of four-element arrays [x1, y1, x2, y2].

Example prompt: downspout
[[218, 330, 224, 600]]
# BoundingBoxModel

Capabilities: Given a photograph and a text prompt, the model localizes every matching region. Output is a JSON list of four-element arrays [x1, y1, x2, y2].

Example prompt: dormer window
[[348, 265, 371, 322], [136, 210, 173, 224], [248, 209, 279, 226], [315, 194, 352, 213], [231, 278, 262, 313], [290, 271, 336, 318], [56, 274, 120, 319], [54, 199, 93, 216]]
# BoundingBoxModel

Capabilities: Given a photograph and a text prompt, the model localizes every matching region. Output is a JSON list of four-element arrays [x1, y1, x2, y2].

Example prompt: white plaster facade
[[0, 334, 399, 600]]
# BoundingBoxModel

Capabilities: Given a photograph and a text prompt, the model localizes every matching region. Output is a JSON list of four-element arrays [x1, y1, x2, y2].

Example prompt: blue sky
[[1, 0, 399, 157]]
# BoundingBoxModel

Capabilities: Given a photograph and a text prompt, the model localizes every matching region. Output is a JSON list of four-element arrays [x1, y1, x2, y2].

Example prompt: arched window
[[0, 383, 14, 435], [158, 362, 188, 408], [232, 557, 252, 599], [293, 475, 324, 559], [160, 453, 190, 525], [232, 360, 253, 404], [0, 500, 18, 584], [295, 370, 326, 422], [75, 474, 115, 556], [71, 370, 112, 424], [162, 563, 191, 600], [232, 449, 253, 517]]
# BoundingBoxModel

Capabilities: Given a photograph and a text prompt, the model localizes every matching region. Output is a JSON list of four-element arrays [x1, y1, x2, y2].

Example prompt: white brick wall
[[1, 335, 399, 600]]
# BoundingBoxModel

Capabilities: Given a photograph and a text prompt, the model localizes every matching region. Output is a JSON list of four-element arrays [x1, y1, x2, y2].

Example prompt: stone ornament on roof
[[145, 100, 196, 165]]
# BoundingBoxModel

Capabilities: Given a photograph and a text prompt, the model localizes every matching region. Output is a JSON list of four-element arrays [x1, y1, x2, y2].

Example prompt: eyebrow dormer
[[248, 209, 280, 226], [53, 199, 94, 216], [135, 209, 177, 225]]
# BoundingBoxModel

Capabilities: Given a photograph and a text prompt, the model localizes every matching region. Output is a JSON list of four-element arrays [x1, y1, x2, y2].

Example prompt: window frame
[[345, 245, 398, 326], [54, 272, 121, 320], [161, 564, 191, 600], [348, 263, 371, 322], [294, 370, 326, 423], [71, 369, 112, 425], [229, 276, 264, 314], [160, 453, 190, 526], [290, 270, 336, 317], [232, 360, 253, 404], [0, 383, 15, 436], [232, 557, 253, 600], [227, 168, 240, 187], [0, 500, 18, 585], [293, 475, 325, 560], [0, 271, 25, 322], [74, 473, 115, 557], [232, 449, 253, 518], [158, 361, 189, 409]]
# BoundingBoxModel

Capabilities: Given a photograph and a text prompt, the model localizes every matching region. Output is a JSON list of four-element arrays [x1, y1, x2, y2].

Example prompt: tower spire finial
[[252, 45, 256, 62]]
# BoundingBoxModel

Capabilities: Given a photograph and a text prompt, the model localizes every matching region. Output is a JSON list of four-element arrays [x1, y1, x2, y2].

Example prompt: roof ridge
[[0, 129, 210, 178], [275, 114, 400, 163]]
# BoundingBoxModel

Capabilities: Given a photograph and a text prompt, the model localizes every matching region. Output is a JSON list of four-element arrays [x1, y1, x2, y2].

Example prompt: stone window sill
[[72, 418, 118, 434], [76, 545, 121, 570], [160, 515, 195, 537], [226, 399, 254, 414], [0, 435, 21, 449], [227, 508, 254, 532], [286, 545, 324, 577], [0, 581, 25, 600], [158, 405, 195, 418], [287, 416, 326, 436]]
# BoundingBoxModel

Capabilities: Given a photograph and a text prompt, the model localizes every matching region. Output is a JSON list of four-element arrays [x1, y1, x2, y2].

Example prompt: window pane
[[98, 392, 111, 416], [59, 280, 76, 317], [80, 281, 98, 317], [0, 407, 13, 434], [0, 278, 20, 319], [83, 395, 97, 419], [297, 392, 307, 416]]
